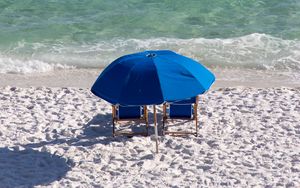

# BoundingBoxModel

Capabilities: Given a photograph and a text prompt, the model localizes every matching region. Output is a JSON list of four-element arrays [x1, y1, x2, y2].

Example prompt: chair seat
[[169, 104, 193, 118]]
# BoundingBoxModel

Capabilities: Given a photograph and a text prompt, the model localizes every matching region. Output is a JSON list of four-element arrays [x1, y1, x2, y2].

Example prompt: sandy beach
[[0, 80, 299, 187], [1, 0, 300, 187]]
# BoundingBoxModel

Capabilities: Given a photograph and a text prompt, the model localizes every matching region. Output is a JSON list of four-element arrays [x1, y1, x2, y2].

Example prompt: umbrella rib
[[151, 58, 165, 103]]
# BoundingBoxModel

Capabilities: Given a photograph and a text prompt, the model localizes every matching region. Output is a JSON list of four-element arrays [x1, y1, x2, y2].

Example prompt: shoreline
[[0, 68, 299, 88]]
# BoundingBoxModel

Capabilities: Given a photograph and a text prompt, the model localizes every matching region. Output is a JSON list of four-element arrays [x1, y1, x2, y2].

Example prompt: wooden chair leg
[[162, 118, 165, 136], [144, 105, 149, 136], [162, 104, 167, 136], [194, 97, 198, 137], [146, 119, 149, 136], [195, 118, 198, 137], [112, 105, 116, 137], [112, 119, 116, 137]]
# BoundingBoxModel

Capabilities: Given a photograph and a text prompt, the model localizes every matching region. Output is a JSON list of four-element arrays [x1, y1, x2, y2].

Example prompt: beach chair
[[162, 96, 199, 136], [112, 105, 149, 137]]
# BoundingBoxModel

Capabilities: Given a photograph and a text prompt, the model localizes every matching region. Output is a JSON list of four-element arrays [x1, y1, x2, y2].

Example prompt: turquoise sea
[[0, 0, 300, 73]]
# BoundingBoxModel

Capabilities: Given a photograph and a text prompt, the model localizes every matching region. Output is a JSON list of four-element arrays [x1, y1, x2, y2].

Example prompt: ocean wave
[[1, 33, 300, 74], [0, 57, 74, 74]]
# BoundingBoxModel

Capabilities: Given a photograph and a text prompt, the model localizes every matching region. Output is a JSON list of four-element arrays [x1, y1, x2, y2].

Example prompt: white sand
[[0, 86, 299, 187]]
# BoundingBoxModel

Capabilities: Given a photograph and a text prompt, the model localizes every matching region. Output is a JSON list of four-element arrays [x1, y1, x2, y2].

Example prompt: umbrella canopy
[[91, 50, 215, 105]]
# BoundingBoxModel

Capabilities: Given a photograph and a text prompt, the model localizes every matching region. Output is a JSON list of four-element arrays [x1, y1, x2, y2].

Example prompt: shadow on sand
[[12, 113, 164, 186], [0, 147, 72, 187], [21, 111, 166, 150], [22, 113, 139, 149]]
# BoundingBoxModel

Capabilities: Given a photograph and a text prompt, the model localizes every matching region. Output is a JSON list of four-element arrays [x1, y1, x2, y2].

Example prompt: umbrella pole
[[153, 105, 159, 153]]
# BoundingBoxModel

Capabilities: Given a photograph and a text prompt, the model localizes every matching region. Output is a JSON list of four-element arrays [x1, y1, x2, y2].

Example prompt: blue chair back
[[169, 104, 193, 118], [168, 97, 196, 118], [117, 106, 142, 119]]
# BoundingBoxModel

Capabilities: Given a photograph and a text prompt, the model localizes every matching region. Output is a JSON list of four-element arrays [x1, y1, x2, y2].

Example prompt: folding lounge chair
[[112, 105, 149, 137], [162, 96, 199, 136]]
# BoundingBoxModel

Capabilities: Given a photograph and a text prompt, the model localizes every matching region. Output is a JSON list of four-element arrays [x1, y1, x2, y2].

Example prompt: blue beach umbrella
[[91, 50, 215, 153], [92, 50, 215, 105]]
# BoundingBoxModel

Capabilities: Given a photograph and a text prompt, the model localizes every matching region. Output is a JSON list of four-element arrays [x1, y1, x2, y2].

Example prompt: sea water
[[0, 0, 299, 74]]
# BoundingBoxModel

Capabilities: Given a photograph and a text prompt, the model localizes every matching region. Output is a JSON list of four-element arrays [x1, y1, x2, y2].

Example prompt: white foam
[[1, 33, 300, 73], [0, 57, 74, 74], [102, 33, 300, 71]]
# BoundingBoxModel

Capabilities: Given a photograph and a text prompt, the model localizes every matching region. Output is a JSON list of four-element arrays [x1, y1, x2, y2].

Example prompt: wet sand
[[0, 68, 299, 88]]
